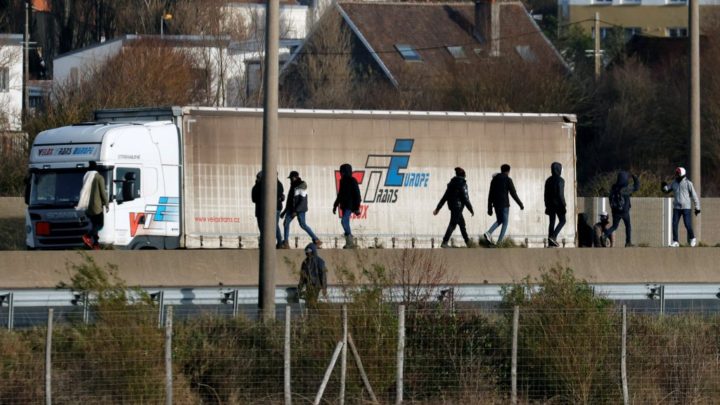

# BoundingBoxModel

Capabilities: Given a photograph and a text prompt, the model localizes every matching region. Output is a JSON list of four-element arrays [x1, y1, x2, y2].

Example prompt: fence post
[[396, 304, 405, 405], [157, 291, 165, 328], [511, 306, 519, 405], [6, 292, 13, 330], [165, 306, 173, 405], [45, 308, 53, 405], [285, 305, 292, 405], [340, 305, 348, 405], [82, 293, 89, 325], [621, 305, 629, 405], [314, 341, 344, 405]]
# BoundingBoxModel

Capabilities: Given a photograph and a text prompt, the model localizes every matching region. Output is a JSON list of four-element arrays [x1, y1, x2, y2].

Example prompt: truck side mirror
[[122, 172, 137, 202]]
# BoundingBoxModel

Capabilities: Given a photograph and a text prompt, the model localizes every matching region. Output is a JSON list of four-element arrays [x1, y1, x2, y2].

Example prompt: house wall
[[222, 3, 310, 40], [0, 35, 23, 131], [53, 39, 124, 85], [564, 3, 720, 37]]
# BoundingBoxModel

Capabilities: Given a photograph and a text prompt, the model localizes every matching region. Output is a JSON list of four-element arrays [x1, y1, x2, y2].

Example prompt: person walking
[[297, 243, 327, 307], [544, 162, 567, 247], [251, 171, 285, 248], [662, 167, 700, 247], [280, 171, 322, 248], [433, 167, 475, 248], [78, 161, 109, 249], [484, 164, 524, 246], [593, 211, 614, 247], [604, 171, 640, 247], [333, 163, 361, 249]]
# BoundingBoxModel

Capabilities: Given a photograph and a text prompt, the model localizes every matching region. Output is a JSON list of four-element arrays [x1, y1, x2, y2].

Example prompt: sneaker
[[82, 234, 94, 249], [670, 241, 680, 248], [483, 232, 494, 246], [440, 242, 451, 248], [548, 238, 558, 247], [690, 238, 697, 247], [313, 239, 323, 248]]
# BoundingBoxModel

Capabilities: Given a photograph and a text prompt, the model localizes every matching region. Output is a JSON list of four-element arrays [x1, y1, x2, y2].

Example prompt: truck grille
[[38, 220, 91, 247]]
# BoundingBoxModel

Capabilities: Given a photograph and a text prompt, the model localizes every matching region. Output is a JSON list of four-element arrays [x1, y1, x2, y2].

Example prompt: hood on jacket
[[304, 242, 318, 256], [616, 171, 630, 187], [551, 162, 562, 177], [448, 176, 466, 187], [340, 163, 353, 178]]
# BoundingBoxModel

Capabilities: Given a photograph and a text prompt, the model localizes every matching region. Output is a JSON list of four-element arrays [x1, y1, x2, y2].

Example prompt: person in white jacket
[[661, 167, 700, 247]]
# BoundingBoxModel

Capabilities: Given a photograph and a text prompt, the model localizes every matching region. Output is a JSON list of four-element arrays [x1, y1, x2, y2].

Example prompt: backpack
[[609, 189, 626, 212]]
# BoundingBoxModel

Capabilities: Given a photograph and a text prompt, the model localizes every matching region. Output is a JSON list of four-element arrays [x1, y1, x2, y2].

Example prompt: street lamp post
[[160, 13, 172, 37]]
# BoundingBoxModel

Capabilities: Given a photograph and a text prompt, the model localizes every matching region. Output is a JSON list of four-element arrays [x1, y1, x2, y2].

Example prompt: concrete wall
[[579, 197, 720, 247], [1, 248, 719, 289]]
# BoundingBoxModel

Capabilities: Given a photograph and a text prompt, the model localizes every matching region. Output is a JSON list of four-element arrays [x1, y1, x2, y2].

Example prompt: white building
[[52, 1, 320, 107], [0, 34, 23, 132]]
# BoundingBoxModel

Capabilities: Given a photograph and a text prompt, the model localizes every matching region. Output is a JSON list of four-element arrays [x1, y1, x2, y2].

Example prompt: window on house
[[395, 44, 422, 61], [515, 45, 537, 62], [667, 27, 688, 37], [624, 27, 642, 40], [246, 61, 262, 97], [668, 0, 687, 3], [0, 68, 8, 92], [593, 0, 612, 4], [591, 27, 612, 40], [446, 46, 467, 60]]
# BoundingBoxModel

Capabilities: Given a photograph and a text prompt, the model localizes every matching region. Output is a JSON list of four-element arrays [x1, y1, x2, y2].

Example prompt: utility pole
[[23, 1, 30, 118], [689, 0, 701, 240], [594, 12, 601, 81], [259, 0, 280, 322]]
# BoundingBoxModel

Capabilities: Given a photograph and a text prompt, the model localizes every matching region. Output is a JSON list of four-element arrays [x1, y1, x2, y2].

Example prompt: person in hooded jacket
[[280, 171, 321, 248], [604, 171, 640, 247], [333, 163, 361, 249], [80, 161, 109, 249], [251, 171, 285, 248], [662, 167, 701, 247], [484, 164, 524, 246], [544, 162, 567, 247], [433, 167, 474, 248], [298, 243, 327, 307]]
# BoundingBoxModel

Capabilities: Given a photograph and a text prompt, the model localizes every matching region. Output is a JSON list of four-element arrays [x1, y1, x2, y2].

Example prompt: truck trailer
[[26, 107, 577, 249]]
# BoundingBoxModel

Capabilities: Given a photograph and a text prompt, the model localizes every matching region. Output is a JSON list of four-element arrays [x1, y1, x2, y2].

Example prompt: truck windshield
[[29, 170, 108, 208]]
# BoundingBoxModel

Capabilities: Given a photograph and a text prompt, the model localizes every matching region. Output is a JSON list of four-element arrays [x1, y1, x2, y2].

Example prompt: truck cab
[[26, 120, 181, 250]]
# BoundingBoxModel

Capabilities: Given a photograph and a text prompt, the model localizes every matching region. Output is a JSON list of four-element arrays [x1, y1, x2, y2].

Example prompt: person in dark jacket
[[333, 163, 362, 249], [251, 171, 285, 248], [433, 167, 474, 248], [298, 243, 327, 307], [593, 211, 614, 247], [280, 171, 321, 248], [544, 162, 567, 247], [484, 164, 524, 245], [604, 171, 640, 247]]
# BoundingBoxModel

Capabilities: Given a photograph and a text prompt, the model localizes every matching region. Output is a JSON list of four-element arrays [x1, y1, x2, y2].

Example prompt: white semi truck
[[26, 107, 576, 249]]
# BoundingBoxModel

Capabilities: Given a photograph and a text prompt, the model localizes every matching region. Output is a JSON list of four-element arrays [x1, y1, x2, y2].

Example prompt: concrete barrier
[[1, 248, 719, 289]]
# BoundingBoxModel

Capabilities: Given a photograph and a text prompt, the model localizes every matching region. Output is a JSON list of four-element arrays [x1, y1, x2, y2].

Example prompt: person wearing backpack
[[661, 167, 700, 247], [604, 171, 640, 247]]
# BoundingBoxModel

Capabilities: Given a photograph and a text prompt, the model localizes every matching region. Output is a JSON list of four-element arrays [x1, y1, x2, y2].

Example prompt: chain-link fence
[[1, 304, 719, 404]]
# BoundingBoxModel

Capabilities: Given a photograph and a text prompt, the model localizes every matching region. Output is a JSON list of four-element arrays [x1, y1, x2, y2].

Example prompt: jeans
[[605, 210, 632, 246], [443, 208, 469, 243], [672, 208, 695, 243], [487, 207, 509, 243], [547, 210, 566, 240], [89, 213, 104, 245], [284, 212, 319, 243], [256, 211, 283, 245], [341, 209, 352, 236]]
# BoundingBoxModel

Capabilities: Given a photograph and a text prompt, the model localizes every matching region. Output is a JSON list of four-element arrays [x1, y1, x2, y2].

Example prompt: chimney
[[474, 0, 500, 56]]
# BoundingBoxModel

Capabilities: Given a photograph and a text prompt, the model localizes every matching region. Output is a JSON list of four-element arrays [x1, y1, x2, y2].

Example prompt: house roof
[[336, 1, 567, 87], [55, 35, 233, 60]]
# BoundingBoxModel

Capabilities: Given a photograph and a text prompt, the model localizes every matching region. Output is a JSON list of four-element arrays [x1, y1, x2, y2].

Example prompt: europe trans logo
[[129, 197, 179, 237], [334, 139, 430, 219]]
